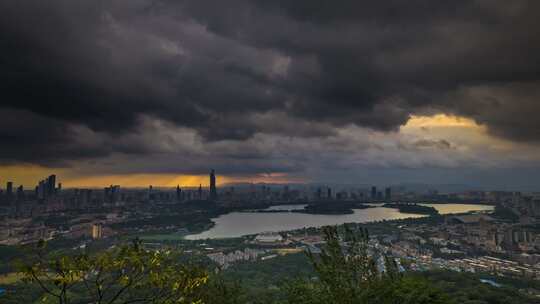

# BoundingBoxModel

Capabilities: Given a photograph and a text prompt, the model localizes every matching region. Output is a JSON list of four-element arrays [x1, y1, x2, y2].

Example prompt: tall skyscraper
[[176, 185, 182, 202], [209, 169, 217, 201], [327, 187, 332, 199], [371, 186, 377, 200], [38, 180, 46, 199], [16, 185, 24, 201], [104, 185, 120, 203], [6, 182, 13, 197], [33, 174, 58, 200], [47, 175, 56, 196], [385, 187, 391, 201], [148, 185, 154, 201]]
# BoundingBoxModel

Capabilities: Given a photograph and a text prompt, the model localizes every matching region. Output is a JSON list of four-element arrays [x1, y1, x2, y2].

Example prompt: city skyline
[[2, 1, 540, 190], [1, 170, 538, 192], [2, 2, 540, 302]]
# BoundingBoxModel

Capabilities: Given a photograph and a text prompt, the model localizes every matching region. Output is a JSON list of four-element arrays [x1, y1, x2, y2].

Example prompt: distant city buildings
[[36, 174, 59, 200], [209, 169, 217, 201], [254, 232, 284, 244], [385, 187, 392, 201], [207, 248, 268, 269], [92, 223, 103, 239], [6, 182, 13, 199], [176, 185, 182, 202], [104, 185, 120, 204], [2, 170, 540, 268], [1, 174, 538, 213]]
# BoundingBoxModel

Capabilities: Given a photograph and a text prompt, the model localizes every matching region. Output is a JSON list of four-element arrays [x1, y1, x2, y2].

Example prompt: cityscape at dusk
[[1, 1, 540, 303]]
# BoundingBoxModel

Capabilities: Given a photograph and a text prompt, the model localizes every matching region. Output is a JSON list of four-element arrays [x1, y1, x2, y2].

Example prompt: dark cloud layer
[[1, 0, 540, 169]]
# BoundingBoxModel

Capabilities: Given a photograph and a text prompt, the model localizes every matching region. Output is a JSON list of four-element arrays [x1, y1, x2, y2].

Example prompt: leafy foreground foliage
[[222, 252, 314, 302], [8, 227, 474, 303], [13, 239, 240, 304], [283, 226, 450, 304]]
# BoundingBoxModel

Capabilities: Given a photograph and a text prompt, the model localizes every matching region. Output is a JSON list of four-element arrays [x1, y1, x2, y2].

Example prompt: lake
[[185, 203, 493, 240]]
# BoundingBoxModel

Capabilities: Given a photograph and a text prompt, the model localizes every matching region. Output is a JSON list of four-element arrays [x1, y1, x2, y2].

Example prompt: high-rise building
[[148, 185, 154, 201], [104, 185, 120, 203], [33, 174, 59, 200], [209, 169, 217, 201], [385, 187, 391, 201], [92, 223, 103, 239], [371, 186, 377, 200], [78, 189, 93, 208], [47, 175, 56, 196], [37, 180, 46, 199], [6, 182, 13, 198], [198, 184, 203, 199], [16, 185, 24, 201], [104, 186, 110, 200], [283, 186, 290, 200], [327, 187, 332, 199], [176, 185, 182, 202]]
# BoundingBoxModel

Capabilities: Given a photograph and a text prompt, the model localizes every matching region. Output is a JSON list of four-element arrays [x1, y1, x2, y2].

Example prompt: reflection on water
[[419, 203, 493, 214], [185, 203, 494, 240]]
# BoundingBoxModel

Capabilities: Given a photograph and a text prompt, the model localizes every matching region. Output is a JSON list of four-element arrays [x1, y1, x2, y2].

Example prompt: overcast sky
[[1, 1, 540, 190]]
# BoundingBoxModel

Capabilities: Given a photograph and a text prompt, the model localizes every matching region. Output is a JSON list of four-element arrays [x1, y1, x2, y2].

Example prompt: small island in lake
[[292, 202, 372, 215], [382, 203, 439, 215]]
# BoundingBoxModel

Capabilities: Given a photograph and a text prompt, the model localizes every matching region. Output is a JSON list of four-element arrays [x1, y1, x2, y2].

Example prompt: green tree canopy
[[284, 225, 451, 304], [17, 239, 239, 304]]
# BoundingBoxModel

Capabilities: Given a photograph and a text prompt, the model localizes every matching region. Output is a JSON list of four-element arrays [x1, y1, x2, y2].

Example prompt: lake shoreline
[[182, 203, 494, 240]]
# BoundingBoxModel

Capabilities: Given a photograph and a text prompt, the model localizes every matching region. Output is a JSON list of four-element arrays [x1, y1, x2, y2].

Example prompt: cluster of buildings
[[400, 251, 540, 278], [2, 170, 540, 269], [219, 184, 394, 204], [0, 218, 50, 245], [253, 232, 285, 244], [371, 209, 540, 279], [0, 175, 63, 217], [0, 170, 220, 217], [446, 256, 540, 277], [441, 214, 540, 254], [0, 214, 114, 245], [207, 248, 268, 269], [249, 214, 540, 280], [6, 171, 537, 222]]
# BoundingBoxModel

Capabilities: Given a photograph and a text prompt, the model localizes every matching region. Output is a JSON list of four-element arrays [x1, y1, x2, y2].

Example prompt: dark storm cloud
[[445, 82, 540, 142], [181, 0, 540, 132], [1, 0, 540, 167], [0, 108, 111, 165], [0, 1, 209, 133]]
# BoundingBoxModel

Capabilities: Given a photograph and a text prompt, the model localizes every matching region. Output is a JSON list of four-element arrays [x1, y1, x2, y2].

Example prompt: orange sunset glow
[[0, 165, 303, 188]]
